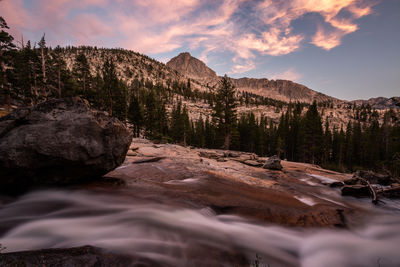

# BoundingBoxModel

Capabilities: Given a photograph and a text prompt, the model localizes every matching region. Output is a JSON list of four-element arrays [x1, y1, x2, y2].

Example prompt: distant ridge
[[167, 52, 339, 104]]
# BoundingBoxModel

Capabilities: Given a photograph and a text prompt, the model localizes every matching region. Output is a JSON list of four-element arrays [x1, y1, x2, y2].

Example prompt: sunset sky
[[1, 0, 399, 100]]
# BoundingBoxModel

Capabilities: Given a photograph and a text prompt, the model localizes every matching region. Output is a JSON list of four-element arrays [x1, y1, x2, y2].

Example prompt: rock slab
[[0, 97, 132, 191]]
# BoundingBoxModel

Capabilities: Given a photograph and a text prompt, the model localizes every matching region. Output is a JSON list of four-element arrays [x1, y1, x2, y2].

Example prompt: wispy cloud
[[0, 0, 376, 72]]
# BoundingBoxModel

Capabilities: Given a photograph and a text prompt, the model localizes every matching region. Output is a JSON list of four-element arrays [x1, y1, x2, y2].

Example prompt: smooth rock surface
[[0, 97, 132, 191]]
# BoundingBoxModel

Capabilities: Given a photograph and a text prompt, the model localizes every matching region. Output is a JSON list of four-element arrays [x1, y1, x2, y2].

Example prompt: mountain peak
[[166, 52, 217, 83]]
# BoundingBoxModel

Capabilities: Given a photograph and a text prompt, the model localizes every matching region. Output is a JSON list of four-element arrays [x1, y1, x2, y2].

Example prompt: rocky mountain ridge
[[167, 52, 339, 104], [351, 97, 400, 110]]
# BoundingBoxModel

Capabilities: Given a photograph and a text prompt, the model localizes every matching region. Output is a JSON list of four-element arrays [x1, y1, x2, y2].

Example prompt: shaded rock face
[[0, 97, 132, 191], [263, 155, 283, 170]]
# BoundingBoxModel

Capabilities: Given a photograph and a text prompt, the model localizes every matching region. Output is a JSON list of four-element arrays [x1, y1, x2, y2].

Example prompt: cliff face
[[167, 52, 338, 104]]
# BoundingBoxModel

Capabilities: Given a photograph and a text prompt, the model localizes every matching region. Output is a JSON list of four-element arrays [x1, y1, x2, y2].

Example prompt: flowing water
[[1, 190, 400, 266]]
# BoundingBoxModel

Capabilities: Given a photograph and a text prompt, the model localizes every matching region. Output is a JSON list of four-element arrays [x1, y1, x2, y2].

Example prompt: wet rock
[[353, 170, 392, 185], [341, 185, 371, 197], [263, 155, 283, 170], [0, 97, 132, 192], [0, 246, 163, 267]]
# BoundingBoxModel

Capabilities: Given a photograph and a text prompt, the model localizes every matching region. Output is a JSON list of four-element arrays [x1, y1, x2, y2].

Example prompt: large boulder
[[0, 97, 132, 191], [263, 155, 283, 170]]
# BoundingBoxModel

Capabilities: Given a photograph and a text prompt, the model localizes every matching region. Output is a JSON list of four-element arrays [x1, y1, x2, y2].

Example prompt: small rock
[[263, 155, 283, 170], [217, 158, 227, 162]]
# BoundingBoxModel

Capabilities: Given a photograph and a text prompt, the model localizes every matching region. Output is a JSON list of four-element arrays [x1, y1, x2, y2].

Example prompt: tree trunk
[[58, 67, 61, 98], [223, 131, 230, 150], [108, 88, 113, 116], [41, 47, 46, 84]]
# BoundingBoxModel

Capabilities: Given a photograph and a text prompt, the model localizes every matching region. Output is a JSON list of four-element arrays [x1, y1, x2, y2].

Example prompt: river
[[1, 189, 400, 267]]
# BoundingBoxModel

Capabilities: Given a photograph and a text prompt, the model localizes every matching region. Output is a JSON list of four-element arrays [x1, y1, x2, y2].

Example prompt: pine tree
[[0, 16, 16, 107], [102, 58, 127, 120], [128, 94, 144, 137], [212, 75, 237, 149], [302, 101, 323, 164], [74, 53, 90, 93], [38, 34, 48, 100]]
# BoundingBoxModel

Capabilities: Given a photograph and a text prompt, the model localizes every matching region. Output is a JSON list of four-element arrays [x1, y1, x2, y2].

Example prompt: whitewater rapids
[[0, 190, 400, 267]]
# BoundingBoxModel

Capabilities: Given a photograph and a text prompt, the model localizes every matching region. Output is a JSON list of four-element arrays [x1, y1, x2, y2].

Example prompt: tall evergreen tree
[[212, 75, 237, 149], [74, 53, 90, 93], [302, 101, 323, 164], [0, 16, 16, 107], [128, 94, 144, 137]]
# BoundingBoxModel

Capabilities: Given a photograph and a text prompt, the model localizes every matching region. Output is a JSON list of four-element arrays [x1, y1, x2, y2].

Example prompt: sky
[[1, 0, 399, 100]]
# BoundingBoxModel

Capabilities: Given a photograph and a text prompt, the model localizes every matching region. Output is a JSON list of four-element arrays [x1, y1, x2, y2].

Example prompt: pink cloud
[[0, 0, 376, 73]]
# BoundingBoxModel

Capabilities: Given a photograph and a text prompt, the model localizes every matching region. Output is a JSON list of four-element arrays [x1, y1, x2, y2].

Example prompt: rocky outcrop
[[263, 155, 283, 170], [0, 97, 132, 191]]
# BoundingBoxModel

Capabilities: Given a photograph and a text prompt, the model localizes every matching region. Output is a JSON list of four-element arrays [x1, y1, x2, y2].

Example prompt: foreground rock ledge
[[0, 97, 132, 191]]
